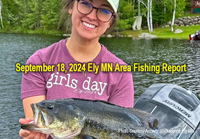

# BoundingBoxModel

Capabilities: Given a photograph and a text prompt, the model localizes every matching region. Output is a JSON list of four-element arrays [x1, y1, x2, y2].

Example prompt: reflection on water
[[0, 33, 65, 138], [0, 33, 199, 138], [102, 38, 200, 98]]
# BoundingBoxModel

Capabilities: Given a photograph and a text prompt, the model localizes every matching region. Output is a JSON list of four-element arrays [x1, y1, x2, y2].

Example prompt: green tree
[[0, 0, 188, 33], [116, 0, 134, 31], [41, 0, 61, 30], [24, 0, 43, 29], [1, 0, 23, 29], [152, 0, 185, 27], [176, 0, 186, 17]]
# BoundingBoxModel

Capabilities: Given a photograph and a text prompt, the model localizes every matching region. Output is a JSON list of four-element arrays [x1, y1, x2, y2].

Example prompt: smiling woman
[[66, 0, 116, 41], [19, 0, 134, 139], [59, 0, 117, 34]]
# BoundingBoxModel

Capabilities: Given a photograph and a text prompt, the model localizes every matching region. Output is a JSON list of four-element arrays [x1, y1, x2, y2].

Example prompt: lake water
[[0, 33, 199, 138]]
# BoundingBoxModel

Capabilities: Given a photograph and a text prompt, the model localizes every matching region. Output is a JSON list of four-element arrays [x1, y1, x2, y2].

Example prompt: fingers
[[39, 133, 48, 139], [19, 129, 48, 139], [19, 118, 48, 139], [19, 118, 33, 124], [19, 129, 31, 137], [28, 132, 47, 139]]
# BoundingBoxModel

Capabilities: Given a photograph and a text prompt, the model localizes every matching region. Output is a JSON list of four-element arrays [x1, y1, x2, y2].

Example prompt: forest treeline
[[0, 0, 190, 33]]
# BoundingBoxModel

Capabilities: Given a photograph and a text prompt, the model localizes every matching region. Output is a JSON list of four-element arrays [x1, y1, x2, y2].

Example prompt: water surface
[[0, 33, 199, 138]]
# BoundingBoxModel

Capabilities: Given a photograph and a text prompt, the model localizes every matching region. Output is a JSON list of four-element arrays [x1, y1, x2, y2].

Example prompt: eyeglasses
[[77, 0, 114, 22]]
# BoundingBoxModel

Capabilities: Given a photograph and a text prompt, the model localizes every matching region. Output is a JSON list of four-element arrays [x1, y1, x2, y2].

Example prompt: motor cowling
[[134, 84, 200, 139]]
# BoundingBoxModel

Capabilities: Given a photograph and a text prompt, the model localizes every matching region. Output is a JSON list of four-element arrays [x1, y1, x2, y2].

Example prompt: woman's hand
[[19, 118, 48, 139]]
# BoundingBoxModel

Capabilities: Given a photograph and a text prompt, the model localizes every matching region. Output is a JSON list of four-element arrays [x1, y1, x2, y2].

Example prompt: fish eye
[[47, 104, 54, 109]]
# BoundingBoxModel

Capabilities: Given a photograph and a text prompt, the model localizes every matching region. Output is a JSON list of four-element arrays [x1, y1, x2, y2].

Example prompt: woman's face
[[69, 0, 113, 41]]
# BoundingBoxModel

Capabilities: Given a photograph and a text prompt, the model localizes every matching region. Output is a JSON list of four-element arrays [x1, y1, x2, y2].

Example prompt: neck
[[66, 35, 101, 63]]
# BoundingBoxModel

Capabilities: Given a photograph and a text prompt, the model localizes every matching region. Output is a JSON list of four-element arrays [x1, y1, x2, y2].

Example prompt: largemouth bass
[[21, 99, 163, 139]]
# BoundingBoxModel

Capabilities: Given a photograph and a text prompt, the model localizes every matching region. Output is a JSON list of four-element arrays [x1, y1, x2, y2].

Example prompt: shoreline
[[1, 25, 200, 40], [117, 25, 200, 40]]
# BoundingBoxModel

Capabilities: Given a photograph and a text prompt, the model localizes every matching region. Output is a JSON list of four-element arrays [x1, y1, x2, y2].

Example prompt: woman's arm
[[19, 95, 48, 139], [22, 95, 46, 118]]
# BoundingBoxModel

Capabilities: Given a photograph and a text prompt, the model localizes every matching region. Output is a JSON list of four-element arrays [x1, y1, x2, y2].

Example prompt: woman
[[19, 0, 134, 138]]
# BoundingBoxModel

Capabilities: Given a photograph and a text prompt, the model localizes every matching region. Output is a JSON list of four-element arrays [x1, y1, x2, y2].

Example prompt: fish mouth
[[21, 104, 54, 136], [21, 104, 50, 132], [25, 103, 84, 138], [21, 104, 49, 129], [31, 103, 48, 128], [21, 101, 86, 138]]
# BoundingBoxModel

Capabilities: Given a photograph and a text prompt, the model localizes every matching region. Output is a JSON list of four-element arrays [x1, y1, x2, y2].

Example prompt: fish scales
[[63, 99, 144, 130], [21, 98, 163, 139]]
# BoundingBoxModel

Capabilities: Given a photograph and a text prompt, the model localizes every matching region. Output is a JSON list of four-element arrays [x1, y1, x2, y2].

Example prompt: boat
[[189, 30, 200, 41], [134, 83, 200, 139]]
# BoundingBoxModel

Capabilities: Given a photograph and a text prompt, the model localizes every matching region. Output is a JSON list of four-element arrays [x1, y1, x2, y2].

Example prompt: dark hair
[[58, 0, 117, 34]]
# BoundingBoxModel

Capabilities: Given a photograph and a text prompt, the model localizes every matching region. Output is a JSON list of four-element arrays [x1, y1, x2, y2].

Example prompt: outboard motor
[[134, 84, 200, 139]]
